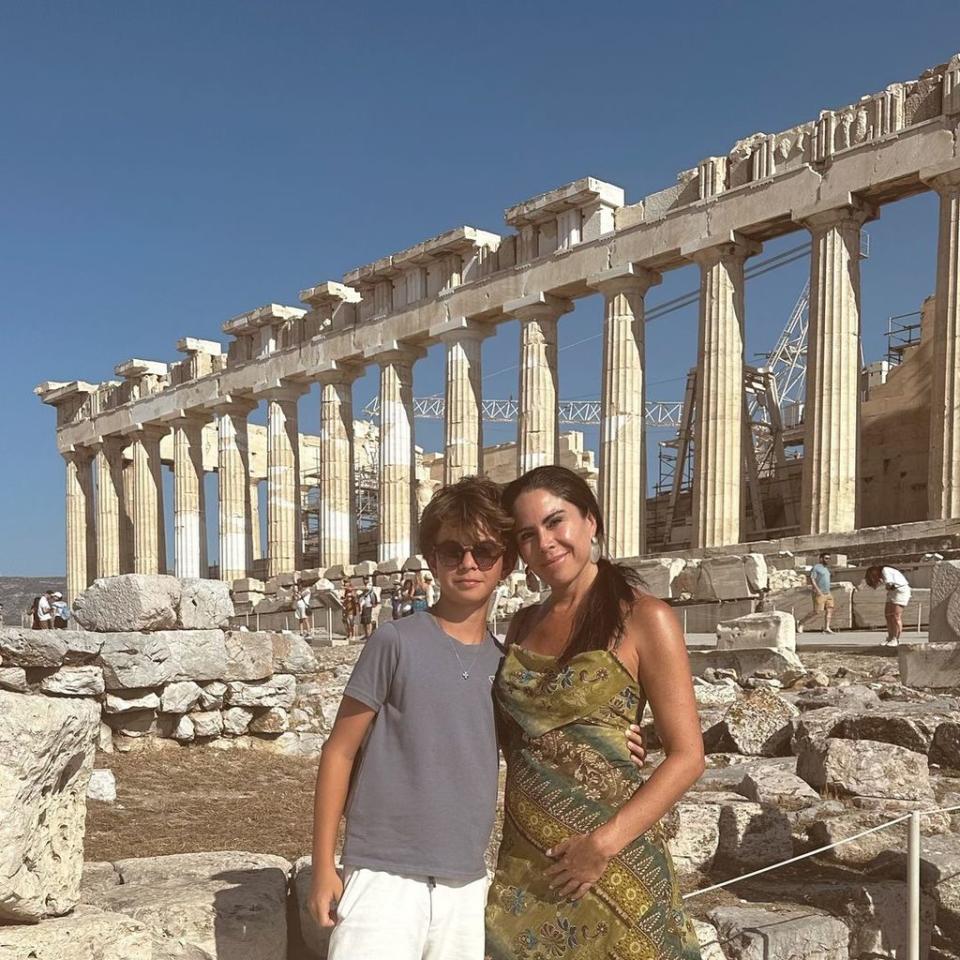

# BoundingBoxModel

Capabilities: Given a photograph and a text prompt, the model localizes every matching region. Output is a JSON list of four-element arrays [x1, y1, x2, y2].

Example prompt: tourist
[[422, 571, 436, 607], [797, 552, 835, 634], [342, 584, 358, 641], [411, 573, 429, 614], [308, 474, 649, 959], [358, 576, 379, 638], [485, 465, 704, 958], [390, 585, 403, 620], [398, 577, 415, 618], [294, 581, 312, 636], [51, 591, 70, 629], [35, 591, 54, 630], [864, 564, 912, 646]]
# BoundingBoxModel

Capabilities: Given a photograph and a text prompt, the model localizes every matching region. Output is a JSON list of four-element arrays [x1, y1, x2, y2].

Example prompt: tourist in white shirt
[[36, 591, 54, 630], [864, 564, 911, 646]]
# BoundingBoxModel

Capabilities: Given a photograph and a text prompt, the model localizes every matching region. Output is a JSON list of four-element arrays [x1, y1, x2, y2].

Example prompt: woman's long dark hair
[[502, 466, 645, 664]]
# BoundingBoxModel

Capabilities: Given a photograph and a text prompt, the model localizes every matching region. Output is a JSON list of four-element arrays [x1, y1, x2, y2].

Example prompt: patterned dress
[[485, 645, 702, 960]]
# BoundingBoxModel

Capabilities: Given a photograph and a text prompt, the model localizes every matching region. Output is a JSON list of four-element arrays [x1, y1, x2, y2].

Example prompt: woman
[[342, 583, 358, 641], [411, 572, 430, 614], [485, 466, 704, 959]]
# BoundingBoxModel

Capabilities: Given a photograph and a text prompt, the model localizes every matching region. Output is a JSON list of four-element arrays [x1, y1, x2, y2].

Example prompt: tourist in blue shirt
[[797, 552, 834, 634]]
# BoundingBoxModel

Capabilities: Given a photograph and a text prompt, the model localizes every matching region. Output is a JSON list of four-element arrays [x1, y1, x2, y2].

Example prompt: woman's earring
[[525, 566, 541, 592], [590, 536, 601, 564]]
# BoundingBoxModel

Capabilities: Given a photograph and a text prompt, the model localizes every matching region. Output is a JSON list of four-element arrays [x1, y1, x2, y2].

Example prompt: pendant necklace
[[446, 631, 489, 680]]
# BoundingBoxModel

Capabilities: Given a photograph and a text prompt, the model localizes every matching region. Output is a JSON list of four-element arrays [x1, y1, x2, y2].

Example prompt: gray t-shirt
[[810, 563, 831, 594], [341, 611, 503, 881]]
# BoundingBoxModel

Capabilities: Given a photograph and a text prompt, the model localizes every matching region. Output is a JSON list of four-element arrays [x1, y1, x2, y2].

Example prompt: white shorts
[[888, 587, 911, 608], [296, 600, 308, 619], [327, 866, 486, 960]]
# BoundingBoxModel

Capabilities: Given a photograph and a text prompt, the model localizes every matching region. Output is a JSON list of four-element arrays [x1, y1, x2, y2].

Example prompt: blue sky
[[2, 1, 957, 575]]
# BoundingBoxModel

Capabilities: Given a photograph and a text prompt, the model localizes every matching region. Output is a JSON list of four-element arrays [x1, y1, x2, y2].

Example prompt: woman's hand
[[626, 723, 646, 767], [544, 833, 611, 901], [308, 867, 344, 928]]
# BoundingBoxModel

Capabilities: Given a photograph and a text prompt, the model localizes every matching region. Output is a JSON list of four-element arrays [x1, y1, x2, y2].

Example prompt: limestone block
[[743, 553, 769, 593], [354, 560, 377, 576], [222, 706, 254, 736], [797, 737, 933, 801], [73, 574, 181, 632], [0, 904, 153, 959], [198, 679, 227, 710], [695, 555, 754, 600], [226, 674, 297, 709], [271, 632, 319, 675], [930, 559, 960, 642], [163, 629, 228, 682], [249, 706, 289, 733], [767, 582, 854, 630], [323, 563, 355, 580], [376, 558, 404, 574], [179, 577, 234, 629], [706, 904, 849, 960], [87, 768, 117, 803], [0, 626, 67, 667], [688, 648, 805, 683], [402, 554, 429, 571], [736, 765, 820, 807], [793, 683, 881, 713], [715, 801, 793, 869], [663, 801, 721, 874], [39, 665, 105, 697], [831, 700, 960, 755], [292, 856, 332, 960], [853, 584, 929, 629], [159, 679, 203, 713], [96, 633, 176, 690], [62, 631, 105, 664], [690, 919, 726, 960], [104, 709, 157, 738], [807, 809, 933, 867], [191, 710, 224, 738], [846, 881, 936, 959], [630, 558, 686, 599], [247, 730, 324, 758], [103, 690, 161, 714], [0, 666, 27, 691], [675, 598, 755, 633], [233, 577, 265, 592], [932, 721, 960, 768], [898, 641, 960, 689], [715, 611, 796, 652], [166, 713, 195, 741], [224, 630, 273, 681], [298, 568, 323, 585], [85, 850, 291, 960], [693, 677, 740, 707], [704, 690, 800, 756], [98, 721, 114, 752], [0, 691, 99, 921]]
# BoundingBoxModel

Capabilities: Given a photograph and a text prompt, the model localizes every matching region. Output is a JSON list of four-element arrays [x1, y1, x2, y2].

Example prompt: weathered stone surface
[[846, 881, 936, 959], [691, 918, 726, 960], [695, 555, 754, 600], [688, 648, 805, 683], [0, 625, 67, 668], [159, 679, 203, 713], [0, 691, 99, 921], [249, 706, 289, 734], [0, 904, 153, 959], [629, 557, 687, 599], [791, 706, 845, 751], [162, 629, 228, 682], [794, 683, 881, 713], [224, 630, 273, 681], [87, 768, 117, 803], [189, 711, 223, 738], [715, 801, 793, 869], [716, 611, 796, 652], [222, 706, 254, 736], [0, 665, 28, 691], [853, 584, 929, 629], [831, 700, 960, 755], [767, 582, 855, 630], [165, 713, 195, 742], [62, 631, 105, 664], [38, 664, 105, 697], [931, 721, 960, 768], [930, 559, 960, 643], [84, 851, 291, 960], [743, 553, 769, 594], [704, 690, 800, 756], [737, 765, 820, 807], [73, 574, 181, 632], [179, 577, 234, 629], [97, 633, 176, 689], [693, 676, 740, 707], [247, 730, 324, 758], [104, 709, 157, 738], [797, 737, 933, 800], [707, 903, 849, 960], [103, 690, 161, 714], [271, 632, 319, 675], [808, 809, 919, 867], [292, 855, 331, 960], [663, 801, 721, 874], [198, 679, 227, 710], [226, 674, 297, 709], [898, 641, 960, 688]]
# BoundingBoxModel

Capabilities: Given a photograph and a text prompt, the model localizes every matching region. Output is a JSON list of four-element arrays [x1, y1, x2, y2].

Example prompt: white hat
[[52, 592, 63, 599]]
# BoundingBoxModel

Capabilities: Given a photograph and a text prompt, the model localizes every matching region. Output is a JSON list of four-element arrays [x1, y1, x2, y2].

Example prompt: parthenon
[[38, 53, 960, 603]]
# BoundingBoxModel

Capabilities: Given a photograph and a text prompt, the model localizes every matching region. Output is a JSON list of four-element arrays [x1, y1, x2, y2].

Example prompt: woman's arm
[[546, 596, 704, 899], [308, 696, 378, 926]]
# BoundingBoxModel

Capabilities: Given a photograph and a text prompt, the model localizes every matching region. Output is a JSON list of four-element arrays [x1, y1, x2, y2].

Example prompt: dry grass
[[84, 747, 328, 864]]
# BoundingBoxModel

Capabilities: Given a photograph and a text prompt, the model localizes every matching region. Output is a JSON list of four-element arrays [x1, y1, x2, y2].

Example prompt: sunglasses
[[433, 540, 505, 571]]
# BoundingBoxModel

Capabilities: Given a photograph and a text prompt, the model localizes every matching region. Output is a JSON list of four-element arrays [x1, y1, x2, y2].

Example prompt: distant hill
[[0, 576, 66, 627]]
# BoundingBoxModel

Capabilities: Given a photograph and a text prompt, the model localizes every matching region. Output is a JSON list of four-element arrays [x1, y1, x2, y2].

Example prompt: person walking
[[342, 584, 359, 641], [295, 581, 313, 636], [797, 553, 835, 634], [358, 577, 379, 638], [864, 564, 911, 646]]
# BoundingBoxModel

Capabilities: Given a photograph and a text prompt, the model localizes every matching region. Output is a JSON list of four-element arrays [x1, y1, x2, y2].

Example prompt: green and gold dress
[[485, 645, 702, 960]]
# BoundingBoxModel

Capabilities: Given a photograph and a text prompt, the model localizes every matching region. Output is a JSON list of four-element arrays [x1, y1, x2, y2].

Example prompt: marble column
[[93, 437, 124, 579], [318, 369, 358, 568], [589, 266, 661, 559], [688, 238, 758, 549], [264, 385, 306, 577], [130, 424, 168, 575], [441, 322, 487, 483], [923, 165, 960, 520], [799, 203, 874, 535], [173, 415, 208, 579], [121, 454, 135, 573], [64, 448, 96, 603], [378, 347, 422, 563], [217, 399, 257, 582], [249, 481, 262, 562], [508, 294, 573, 475]]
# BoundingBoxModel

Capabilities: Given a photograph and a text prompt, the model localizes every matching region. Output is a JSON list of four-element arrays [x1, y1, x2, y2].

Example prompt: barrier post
[[917, 602, 923, 635], [682, 609, 688, 634], [908, 810, 921, 960]]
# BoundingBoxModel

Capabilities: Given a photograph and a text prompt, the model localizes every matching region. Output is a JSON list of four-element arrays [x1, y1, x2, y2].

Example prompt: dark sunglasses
[[433, 540, 505, 571]]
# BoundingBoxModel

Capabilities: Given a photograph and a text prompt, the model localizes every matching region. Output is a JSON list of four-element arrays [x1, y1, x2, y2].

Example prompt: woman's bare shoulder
[[626, 591, 682, 646], [505, 601, 544, 646]]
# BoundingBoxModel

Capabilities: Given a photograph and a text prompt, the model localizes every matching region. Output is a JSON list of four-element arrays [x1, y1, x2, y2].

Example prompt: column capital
[[252, 379, 310, 403], [921, 160, 960, 194], [429, 316, 493, 344], [793, 197, 878, 232], [158, 407, 213, 428], [367, 342, 428, 367], [123, 422, 170, 442], [587, 264, 662, 297], [204, 394, 259, 417], [681, 232, 761, 266], [305, 358, 363, 386], [504, 292, 574, 322], [61, 444, 96, 462]]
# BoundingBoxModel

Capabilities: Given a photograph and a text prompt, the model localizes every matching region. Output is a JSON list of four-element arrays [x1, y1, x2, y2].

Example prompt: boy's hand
[[308, 868, 344, 928], [626, 724, 646, 767]]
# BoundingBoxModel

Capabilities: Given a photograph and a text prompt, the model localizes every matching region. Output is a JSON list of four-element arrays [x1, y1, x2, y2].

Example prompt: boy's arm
[[309, 696, 377, 927]]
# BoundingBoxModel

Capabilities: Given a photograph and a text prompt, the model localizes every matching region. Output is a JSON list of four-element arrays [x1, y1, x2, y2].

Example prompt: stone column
[[377, 347, 423, 563], [264, 385, 307, 577], [129, 424, 168, 575], [923, 165, 960, 519], [798, 203, 874, 535], [92, 438, 123, 579], [64, 448, 96, 603], [439, 321, 488, 483], [589, 265, 662, 559], [687, 237, 758, 549], [120, 453, 135, 573], [507, 294, 573, 475], [318, 369, 358, 568], [172, 415, 208, 579], [249, 481, 262, 563], [217, 399, 257, 582]]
